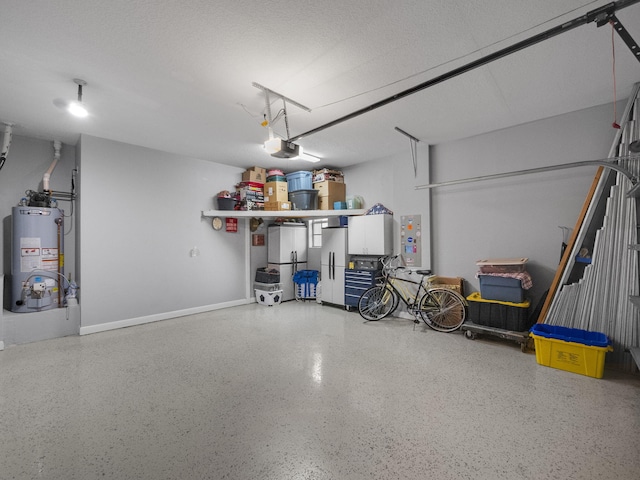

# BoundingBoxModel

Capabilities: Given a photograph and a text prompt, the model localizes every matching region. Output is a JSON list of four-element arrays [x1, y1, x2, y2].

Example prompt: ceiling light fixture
[[68, 78, 88, 118], [295, 149, 321, 163]]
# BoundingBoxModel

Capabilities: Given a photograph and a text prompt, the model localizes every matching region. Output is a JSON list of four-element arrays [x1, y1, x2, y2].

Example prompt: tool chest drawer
[[344, 269, 380, 308]]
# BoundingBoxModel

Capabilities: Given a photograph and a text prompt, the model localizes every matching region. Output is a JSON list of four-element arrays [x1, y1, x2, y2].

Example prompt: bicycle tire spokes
[[358, 286, 397, 321], [419, 288, 466, 332]]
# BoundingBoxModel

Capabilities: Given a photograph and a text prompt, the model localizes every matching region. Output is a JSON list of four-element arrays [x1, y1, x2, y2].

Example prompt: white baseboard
[[79, 299, 248, 336]]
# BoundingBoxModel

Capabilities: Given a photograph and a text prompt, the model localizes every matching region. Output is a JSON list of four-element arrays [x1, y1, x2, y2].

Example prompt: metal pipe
[[288, 0, 640, 143], [414, 157, 639, 190]]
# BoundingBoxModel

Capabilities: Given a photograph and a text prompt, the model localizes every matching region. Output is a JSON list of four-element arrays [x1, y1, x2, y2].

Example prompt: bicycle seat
[[415, 269, 432, 276]]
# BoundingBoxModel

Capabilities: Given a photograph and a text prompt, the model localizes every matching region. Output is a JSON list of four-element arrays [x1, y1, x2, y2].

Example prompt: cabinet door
[[268, 225, 308, 263], [348, 215, 393, 255], [364, 214, 393, 255], [322, 228, 347, 266], [330, 265, 346, 306], [320, 264, 345, 305], [292, 225, 308, 262], [320, 264, 333, 303], [347, 216, 367, 254]]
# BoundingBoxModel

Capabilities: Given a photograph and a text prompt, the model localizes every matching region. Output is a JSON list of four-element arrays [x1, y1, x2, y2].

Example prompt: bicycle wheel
[[419, 288, 466, 332], [358, 286, 398, 321]]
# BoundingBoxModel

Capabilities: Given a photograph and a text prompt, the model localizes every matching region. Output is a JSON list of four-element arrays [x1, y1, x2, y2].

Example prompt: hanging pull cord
[[611, 20, 621, 129]]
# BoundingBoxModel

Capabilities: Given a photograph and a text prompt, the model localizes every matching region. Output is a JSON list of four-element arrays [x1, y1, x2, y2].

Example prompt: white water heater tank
[[11, 206, 64, 313]]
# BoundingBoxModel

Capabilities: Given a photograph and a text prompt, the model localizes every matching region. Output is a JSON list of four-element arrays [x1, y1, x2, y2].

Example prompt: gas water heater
[[11, 206, 64, 312]]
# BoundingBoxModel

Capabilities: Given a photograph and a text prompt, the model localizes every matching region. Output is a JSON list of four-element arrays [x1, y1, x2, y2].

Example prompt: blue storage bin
[[478, 275, 524, 303], [286, 171, 312, 192], [529, 324, 610, 347]]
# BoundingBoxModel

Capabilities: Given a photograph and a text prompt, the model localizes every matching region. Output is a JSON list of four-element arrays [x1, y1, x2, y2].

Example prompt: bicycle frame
[[375, 257, 434, 318], [383, 273, 426, 311], [359, 255, 467, 331]]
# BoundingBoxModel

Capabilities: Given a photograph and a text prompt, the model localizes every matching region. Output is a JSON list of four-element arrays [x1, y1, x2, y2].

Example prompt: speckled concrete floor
[[1, 302, 639, 479]]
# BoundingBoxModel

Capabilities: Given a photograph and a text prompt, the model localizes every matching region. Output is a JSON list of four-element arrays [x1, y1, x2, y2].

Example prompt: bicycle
[[357, 255, 467, 332]]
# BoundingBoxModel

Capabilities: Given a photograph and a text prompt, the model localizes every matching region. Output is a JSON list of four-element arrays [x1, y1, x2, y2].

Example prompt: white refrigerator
[[320, 227, 348, 306], [267, 223, 308, 301]]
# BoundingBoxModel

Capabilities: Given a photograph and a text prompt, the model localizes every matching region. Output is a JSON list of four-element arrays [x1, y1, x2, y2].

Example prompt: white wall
[[78, 135, 247, 332], [342, 102, 619, 307], [429, 102, 618, 306], [343, 141, 431, 269]]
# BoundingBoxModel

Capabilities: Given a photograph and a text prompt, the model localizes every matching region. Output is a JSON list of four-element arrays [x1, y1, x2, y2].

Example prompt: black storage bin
[[466, 292, 532, 331], [255, 267, 280, 284]]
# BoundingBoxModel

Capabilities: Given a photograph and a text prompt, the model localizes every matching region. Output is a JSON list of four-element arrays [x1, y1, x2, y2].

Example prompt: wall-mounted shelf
[[202, 209, 366, 218]]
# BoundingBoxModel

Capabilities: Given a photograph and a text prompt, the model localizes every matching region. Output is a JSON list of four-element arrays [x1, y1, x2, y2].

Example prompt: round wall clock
[[212, 216, 223, 231]]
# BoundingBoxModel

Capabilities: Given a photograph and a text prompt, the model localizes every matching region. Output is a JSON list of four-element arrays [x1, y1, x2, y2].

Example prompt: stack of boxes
[[466, 258, 533, 332], [264, 169, 291, 211], [233, 167, 350, 211], [312, 168, 346, 210], [237, 166, 266, 211]]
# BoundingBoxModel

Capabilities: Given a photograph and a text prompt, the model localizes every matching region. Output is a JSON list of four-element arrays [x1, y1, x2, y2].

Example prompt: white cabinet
[[268, 224, 307, 263], [348, 214, 393, 255], [267, 224, 308, 301], [321, 228, 348, 306]]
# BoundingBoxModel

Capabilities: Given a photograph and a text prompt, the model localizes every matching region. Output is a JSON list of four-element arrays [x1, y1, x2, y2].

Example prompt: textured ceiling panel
[[0, 0, 638, 169]]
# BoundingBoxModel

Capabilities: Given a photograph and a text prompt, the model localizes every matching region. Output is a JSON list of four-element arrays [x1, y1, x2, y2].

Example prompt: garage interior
[[1, 1, 640, 478]]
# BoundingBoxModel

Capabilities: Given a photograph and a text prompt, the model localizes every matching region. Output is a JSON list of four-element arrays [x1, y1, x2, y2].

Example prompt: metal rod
[[252, 82, 311, 113], [394, 126, 420, 143], [414, 157, 639, 190], [287, 0, 640, 143], [609, 15, 640, 64]]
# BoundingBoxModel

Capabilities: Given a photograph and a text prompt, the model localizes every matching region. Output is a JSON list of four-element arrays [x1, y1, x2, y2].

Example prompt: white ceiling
[[1, 0, 639, 170]]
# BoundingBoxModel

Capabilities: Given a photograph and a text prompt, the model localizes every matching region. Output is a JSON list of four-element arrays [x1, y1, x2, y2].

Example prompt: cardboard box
[[242, 166, 267, 183], [314, 181, 346, 210], [264, 201, 292, 211], [314, 180, 346, 197], [264, 181, 288, 202], [431, 276, 464, 296]]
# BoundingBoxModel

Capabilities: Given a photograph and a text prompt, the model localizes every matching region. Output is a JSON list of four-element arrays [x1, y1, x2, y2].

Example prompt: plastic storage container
[[255, 267, 280, 284], [466, 292, 531, 331], [478, 275, 524, 303], [253, 281, 282, 292], [476, 258, 528, 273], [286, 171, 312, 192], [255, 289, 283, 306], [216, 197, 237, 210], [529, 324, 613, 378], [293, 270, 319, 300], [288, 189, 318, 210]]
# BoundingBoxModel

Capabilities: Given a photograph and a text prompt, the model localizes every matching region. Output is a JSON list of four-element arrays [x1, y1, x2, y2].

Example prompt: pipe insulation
[[43, 140, 61, 192], [0, 124, 12, 170]]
